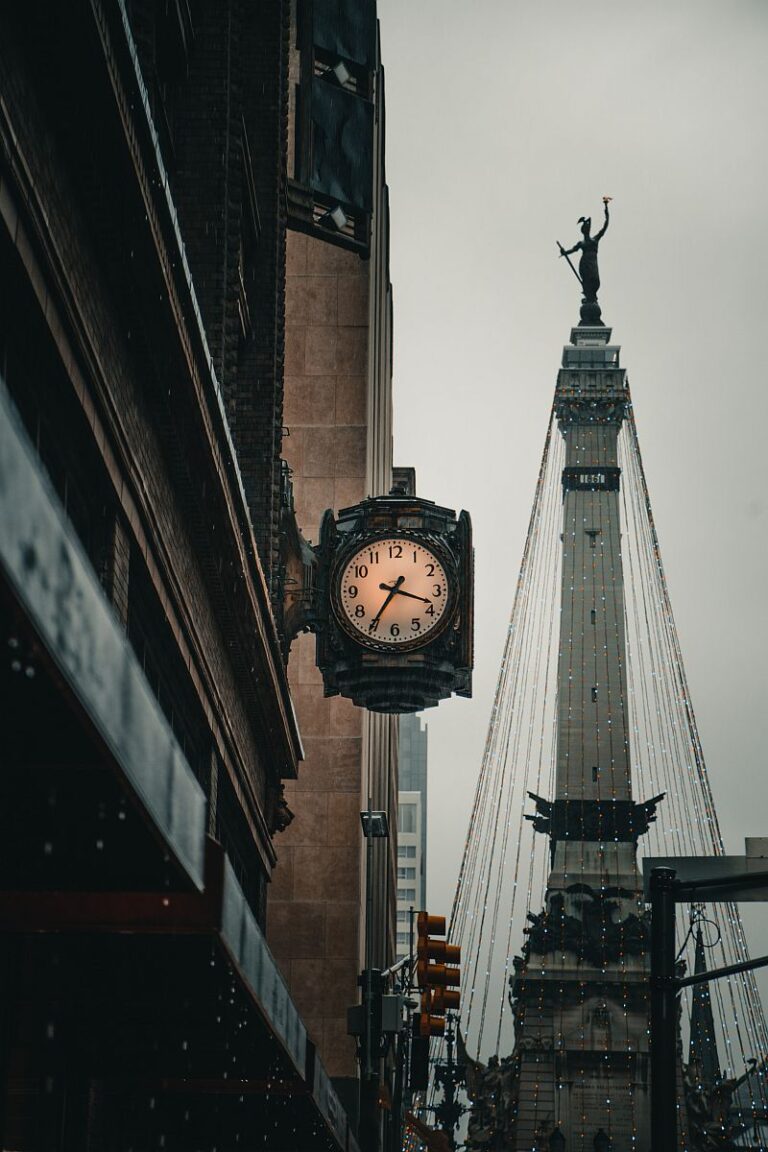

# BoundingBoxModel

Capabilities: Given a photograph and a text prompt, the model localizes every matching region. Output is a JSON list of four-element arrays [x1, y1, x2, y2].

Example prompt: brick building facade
[[0, 0, 396, 1148], [268, 0, 400, 1122]]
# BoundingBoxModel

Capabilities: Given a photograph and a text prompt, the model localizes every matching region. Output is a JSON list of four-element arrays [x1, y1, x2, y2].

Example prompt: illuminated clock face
[[335, 538, 452, 648]]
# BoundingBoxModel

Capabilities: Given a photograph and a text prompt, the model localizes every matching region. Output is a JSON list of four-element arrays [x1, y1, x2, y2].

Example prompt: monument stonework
[[470, 216, 668, 1150]]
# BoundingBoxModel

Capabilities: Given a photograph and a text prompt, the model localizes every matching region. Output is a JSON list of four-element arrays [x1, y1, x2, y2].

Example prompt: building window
[[398, 804, 417, 834], [398, 845, 416, 858], [397, 866, 416, 880], [128, 556, 207, 785], [397, 888, 416, 902], [397, 909, 410, 922], [397, 932, 410, 945]]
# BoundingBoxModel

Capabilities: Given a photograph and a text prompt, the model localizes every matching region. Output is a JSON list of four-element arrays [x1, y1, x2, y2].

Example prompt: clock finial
[[556, 198, 612, 326]]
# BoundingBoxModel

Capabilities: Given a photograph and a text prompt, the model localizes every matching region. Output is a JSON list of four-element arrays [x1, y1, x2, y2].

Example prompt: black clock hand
[[378, 582, 431, 605], [371, 575, 405, 625]]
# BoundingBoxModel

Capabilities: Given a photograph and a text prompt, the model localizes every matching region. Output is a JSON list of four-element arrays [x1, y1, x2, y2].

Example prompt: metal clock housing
[[313, 493, 474, 713]]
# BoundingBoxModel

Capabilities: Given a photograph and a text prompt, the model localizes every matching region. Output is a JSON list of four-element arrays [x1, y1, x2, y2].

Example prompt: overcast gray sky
[[378, 0, 768, 974]]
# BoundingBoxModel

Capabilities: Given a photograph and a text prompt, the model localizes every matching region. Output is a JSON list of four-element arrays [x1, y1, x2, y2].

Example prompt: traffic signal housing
[[416, 912, 461, 1038]]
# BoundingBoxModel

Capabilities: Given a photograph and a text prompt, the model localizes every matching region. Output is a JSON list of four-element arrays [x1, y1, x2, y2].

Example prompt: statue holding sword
[[558, 197, 612, 324]]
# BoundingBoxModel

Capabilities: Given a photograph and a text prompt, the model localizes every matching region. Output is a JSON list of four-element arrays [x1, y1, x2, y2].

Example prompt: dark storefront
[[0, 2, 360, 1147]]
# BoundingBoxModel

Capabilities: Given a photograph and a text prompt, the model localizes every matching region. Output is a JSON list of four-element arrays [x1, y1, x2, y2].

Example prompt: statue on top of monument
[[558, 198, 611, 324]]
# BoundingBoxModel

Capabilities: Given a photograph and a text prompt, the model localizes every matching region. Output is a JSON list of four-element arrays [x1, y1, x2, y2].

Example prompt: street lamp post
[[359, 805, 390, 1152], [650, 866, 677, 1152]]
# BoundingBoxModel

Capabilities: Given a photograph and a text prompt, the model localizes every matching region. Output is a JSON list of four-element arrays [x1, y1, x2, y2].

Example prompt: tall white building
[[396, 714, 428, 960]]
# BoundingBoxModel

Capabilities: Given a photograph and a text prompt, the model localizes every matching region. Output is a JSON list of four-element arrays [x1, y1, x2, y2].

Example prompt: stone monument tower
[[463, 212, 750, 1152], [510, 319, 662, 1151]]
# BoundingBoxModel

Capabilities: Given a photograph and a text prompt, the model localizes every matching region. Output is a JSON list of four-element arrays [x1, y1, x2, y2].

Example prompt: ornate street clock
[[312, 493, 473, 713]]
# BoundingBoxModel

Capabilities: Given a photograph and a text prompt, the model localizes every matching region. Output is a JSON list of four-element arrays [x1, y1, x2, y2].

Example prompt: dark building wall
[[126, 0, 291, 601], [0, 0, 299, 906]]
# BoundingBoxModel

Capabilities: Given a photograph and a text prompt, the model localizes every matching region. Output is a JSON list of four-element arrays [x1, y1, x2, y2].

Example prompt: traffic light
[[416, 912, 461, 1038]]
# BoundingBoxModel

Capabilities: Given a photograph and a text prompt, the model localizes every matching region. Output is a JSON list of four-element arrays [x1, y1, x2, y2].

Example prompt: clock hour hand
[[378, 582, 430, 605], [371, 575, 405, 625]]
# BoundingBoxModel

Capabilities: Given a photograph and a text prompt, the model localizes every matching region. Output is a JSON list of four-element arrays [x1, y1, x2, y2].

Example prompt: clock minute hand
[[371, 575, 405, 625], [379, 582, 430, 605]]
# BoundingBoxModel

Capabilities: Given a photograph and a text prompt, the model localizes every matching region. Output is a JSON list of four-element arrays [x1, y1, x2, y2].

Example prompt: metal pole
[[444, 1016, 455, 1151], [0, 943, 9, 1151], [650, 866, 677, 1152], [409, 905, 414, 988], [557, 242, 583, 287], [360, 799, 379, 1152], [387, 896, 413, 1150], [391, 1005, 405, 1152], [365, 798, 374, 1078]]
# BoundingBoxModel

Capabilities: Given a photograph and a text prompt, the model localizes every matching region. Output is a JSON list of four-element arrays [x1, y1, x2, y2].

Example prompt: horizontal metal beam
[[676, 869, 768, 900], [677, 952, 768, 990], [643, 856, 768, 902]]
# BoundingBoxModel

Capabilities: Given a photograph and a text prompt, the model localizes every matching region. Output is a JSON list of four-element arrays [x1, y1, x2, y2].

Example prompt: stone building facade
[[267, 4, 400, 1110]]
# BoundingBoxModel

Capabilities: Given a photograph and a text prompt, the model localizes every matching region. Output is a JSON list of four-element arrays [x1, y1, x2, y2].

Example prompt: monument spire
[[509, 306, 661, 1151]]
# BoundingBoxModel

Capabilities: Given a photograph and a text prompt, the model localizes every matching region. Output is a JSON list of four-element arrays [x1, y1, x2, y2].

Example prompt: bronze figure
[[558, 198, 611, 324]]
